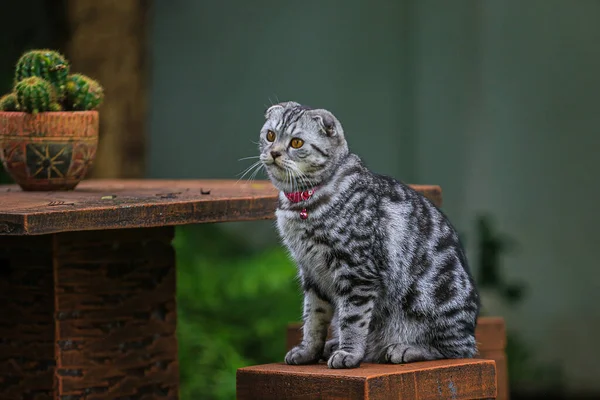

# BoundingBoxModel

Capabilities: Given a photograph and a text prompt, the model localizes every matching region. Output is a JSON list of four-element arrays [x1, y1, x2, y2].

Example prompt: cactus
[[0, 93, 20, 111], [15, 49, 70, 99], [49, 102, 63, 112], [10, 49, 104, 113], [15, 77, 57, 113], [65, 74, 104, 111]]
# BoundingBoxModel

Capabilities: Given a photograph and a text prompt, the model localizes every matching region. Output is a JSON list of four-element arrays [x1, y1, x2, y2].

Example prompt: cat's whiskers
[[287, 166, 296, 194], [236, 160, 261, 179], [236, 160, 264, 185], [284, 165, 292, 193], [238, 155, 260, 161], [248, 162, 265, 184], [293, 166, 315, 190], [283, 160, 315, 191], [282, 161, 300, 193]]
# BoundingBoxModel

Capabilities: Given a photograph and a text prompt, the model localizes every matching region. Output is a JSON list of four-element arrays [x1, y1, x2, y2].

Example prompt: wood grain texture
[[475, 318, 508, 400], [286, 317, 508, 400], [53, 227, 178, 399], [237, 359, 497, 400], [475, 317, 506, 352], [0, 179, 443, 236], [0, 227, 179, 399]]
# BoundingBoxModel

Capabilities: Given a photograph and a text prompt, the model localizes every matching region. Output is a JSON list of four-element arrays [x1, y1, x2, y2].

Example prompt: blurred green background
[[1, 1, 599, 399], [174, 224, 300, 399]]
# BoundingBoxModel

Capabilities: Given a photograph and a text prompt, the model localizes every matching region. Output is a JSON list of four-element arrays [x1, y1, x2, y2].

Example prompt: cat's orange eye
[[266, 130, 276, 142], [290, 138, 304, 149]]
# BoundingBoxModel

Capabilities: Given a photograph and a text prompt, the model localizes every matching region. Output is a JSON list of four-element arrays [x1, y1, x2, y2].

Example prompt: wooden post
[[0, 228, 179, 399], [65, 0, 151, 178], [0, 236, 55, 399], [237, 360, 498, 400]]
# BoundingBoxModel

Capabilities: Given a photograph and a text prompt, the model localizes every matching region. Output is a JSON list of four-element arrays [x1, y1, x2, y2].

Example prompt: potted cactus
[[0, 49, 104, 191]]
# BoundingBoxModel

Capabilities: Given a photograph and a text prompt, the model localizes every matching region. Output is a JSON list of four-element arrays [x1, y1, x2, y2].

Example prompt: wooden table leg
[[0, 227, 179, 399], [0, 235, 55, 399]]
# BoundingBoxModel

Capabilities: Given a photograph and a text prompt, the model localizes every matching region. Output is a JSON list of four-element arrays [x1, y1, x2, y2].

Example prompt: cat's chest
[[276, 209, 333, 274]]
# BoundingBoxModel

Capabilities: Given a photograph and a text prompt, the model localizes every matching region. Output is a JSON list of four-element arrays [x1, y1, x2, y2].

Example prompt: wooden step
[[286, 316, 508, 400], [237, 359, 497, 400]]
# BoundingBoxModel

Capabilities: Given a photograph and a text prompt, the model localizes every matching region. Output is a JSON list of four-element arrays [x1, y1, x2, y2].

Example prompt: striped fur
[[259, 101, 480, 369]]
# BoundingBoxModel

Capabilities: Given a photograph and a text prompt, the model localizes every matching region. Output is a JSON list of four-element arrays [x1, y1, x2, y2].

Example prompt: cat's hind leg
[[382, 343, 444, 363], [382, 331, 478, 363]]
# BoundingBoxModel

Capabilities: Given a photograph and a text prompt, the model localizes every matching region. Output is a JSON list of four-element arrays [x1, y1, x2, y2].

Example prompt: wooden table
[[0, 179, 442, 399]]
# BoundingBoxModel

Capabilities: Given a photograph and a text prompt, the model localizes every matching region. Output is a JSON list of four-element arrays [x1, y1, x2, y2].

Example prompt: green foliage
[[14, 76, 56, 113], [475, 215, 526, 304], [65, 73, 104, 111], [175, 224, 302, 400], [0, 93, 20, 111], [15, 49, 69, 99], [49, 101, 63, 112], [505, 333, 564, 392]]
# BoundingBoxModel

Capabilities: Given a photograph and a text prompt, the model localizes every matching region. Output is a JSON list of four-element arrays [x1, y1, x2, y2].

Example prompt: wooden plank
[[0, 227, 179, 399], [237, 359, 497, 400], [0, 180, 442, 236], [475, 318, 508, 400], [475, 316, 506, 351], [286, 317, 508, 400], [53, 228, 178, 399]]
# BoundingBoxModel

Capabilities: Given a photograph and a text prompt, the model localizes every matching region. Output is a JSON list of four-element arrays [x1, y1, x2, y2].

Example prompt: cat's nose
[[270, 151, 282, 159]]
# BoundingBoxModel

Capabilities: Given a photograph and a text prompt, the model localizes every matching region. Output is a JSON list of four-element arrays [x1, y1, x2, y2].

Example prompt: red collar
[[284, 187, 318, 203]]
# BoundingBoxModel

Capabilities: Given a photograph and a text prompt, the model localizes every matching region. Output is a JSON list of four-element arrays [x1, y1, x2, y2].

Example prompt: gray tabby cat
[[258, 101, 480, 369]]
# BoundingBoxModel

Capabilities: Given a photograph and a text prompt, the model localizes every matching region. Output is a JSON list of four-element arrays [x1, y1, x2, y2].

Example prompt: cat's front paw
[[327, 349, 362, 369], [285, 345, 321, 365]]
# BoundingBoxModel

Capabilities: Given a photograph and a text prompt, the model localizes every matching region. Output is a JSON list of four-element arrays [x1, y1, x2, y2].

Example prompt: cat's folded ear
[[309, 109, 338, 137], [264, 104, 284, 119]]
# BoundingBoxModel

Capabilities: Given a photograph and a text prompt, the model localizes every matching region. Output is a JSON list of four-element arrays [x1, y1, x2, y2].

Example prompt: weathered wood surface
[[0, 227, 178, 399], [286, 317, 508, 400], [237, 359, 497, 400], [0, 179, 443, 236]]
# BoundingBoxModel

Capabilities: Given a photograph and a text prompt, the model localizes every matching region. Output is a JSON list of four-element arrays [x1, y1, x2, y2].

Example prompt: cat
[[258, 101, 480, 369]]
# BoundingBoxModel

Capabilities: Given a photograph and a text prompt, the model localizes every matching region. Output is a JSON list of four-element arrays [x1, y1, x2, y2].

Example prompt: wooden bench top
[[0, 179, 442, 236], [237, 359, 497, 400]]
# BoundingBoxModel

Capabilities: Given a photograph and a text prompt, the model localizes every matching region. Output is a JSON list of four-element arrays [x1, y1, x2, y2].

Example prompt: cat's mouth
[[264, 162, 288, 183], [263, 159, 285, 170]]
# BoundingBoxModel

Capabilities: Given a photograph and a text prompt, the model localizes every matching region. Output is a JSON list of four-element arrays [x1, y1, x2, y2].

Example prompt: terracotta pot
[[0, 111, 99, 191]]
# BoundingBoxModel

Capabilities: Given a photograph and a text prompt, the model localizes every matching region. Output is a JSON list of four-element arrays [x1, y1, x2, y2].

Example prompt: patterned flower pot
[[0, 111, 98, 191]]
